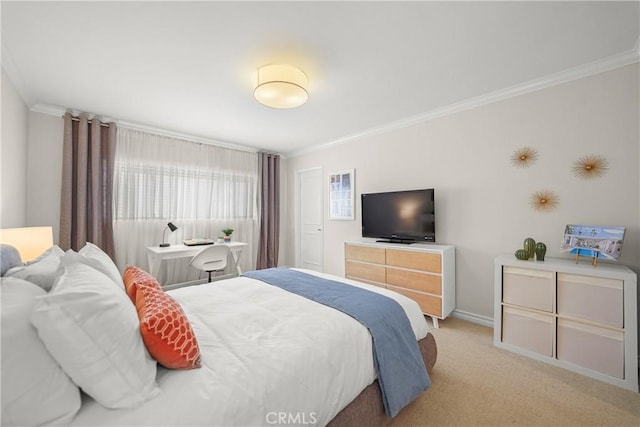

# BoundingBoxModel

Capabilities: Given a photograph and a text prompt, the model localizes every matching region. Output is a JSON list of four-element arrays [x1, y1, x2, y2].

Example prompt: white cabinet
[[494, 256, 638, 392], [345, 241, 455, 327]]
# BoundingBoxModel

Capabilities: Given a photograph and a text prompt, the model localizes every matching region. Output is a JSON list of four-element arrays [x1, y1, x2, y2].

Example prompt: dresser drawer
[[386, 267, 441, 295], [345, 260, 385, 284], [557, 273, 623, 328], [345, 244, 385, 264], [386, 249, 441, 273], [557, 319, 624, 379], [502, 306, 553, 357], [503, 267, 554, 312], [388, 285, 442, 317]]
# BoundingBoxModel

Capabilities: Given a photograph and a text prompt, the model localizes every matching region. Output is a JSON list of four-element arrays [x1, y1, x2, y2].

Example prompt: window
[[112, 128, 260, 276], [114, 164, 256, 221]]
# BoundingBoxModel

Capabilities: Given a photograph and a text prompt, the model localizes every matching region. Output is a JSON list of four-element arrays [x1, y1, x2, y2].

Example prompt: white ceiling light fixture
[[254, 64, 309, 109]]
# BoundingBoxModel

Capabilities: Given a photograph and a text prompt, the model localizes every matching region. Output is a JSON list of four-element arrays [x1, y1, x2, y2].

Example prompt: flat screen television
[[361, 189, 435, 243]]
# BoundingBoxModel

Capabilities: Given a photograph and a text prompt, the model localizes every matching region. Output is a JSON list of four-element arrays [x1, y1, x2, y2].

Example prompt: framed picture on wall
[[328, 169, 355, 220]]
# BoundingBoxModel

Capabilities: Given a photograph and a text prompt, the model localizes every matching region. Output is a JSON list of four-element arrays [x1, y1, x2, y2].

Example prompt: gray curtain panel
[[256, 153, 280, 269], [59, 113, 117, 259]]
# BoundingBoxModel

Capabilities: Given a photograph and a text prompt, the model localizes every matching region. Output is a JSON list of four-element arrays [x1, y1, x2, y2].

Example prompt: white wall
[[285, 64, 640, 321], [12, 63, 640, 323], [1, 68, 28, 228], [1, 70, 63, 238], [26, 111, 64, 242]]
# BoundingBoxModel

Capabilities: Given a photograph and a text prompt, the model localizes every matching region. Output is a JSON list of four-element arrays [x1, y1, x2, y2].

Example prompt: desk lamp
[[159, 222, 178, 247]]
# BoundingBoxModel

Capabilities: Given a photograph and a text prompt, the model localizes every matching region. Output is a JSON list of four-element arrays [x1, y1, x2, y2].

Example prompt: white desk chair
[[188, 245, 230, 283]]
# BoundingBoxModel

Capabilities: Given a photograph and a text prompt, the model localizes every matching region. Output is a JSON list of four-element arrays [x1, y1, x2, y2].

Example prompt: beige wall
[[285, 64, 640, 322], [26, 111, 64, 242], [9, 63, 639, 323], [1, 68, 29, 228], [1, 69, 63, 237]]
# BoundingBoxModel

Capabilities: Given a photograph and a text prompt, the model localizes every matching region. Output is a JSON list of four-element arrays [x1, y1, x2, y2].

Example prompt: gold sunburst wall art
[[510, 147, 538, 168], [529, 190, 559, 212], [571, 154, 609, 179]]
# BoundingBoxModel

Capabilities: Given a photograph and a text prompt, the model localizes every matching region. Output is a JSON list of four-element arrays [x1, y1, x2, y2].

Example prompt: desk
[[147, 242, 248, 283]]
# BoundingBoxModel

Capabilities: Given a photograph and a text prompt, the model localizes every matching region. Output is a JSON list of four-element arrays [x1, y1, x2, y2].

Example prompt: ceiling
[[2, 1, 639, 155]]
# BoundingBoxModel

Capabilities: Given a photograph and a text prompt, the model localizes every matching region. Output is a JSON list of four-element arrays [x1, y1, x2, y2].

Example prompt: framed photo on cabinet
[[561, 224, 625, 261], [328, 169, 355, 220]]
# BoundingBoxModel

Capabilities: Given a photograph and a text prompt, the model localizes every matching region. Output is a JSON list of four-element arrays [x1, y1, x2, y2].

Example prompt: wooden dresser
[[494, 255, 638, 392], [344, 241, 455, 327]]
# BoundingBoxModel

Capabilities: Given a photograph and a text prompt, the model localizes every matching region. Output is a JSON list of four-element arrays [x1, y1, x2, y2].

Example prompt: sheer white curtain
[[113, 128, 259, 284]]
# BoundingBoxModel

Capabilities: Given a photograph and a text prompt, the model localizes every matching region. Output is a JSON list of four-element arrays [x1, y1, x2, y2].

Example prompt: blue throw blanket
[[243, 268, 430, 418]]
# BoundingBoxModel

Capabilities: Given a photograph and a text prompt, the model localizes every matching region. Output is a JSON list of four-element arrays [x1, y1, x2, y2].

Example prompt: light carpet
[[389, 317, 640, 427]]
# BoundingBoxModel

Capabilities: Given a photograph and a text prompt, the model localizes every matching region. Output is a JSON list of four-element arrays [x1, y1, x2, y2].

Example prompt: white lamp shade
[[254, 64, 309, 109], [0, 226, 54, 262]]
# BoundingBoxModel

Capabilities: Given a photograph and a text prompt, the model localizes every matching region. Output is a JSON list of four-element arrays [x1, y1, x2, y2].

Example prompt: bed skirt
[[327, 332, 437, 427]]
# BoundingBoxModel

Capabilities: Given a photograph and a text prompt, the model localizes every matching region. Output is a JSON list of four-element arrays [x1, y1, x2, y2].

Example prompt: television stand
[[345, 241, 456, 328], [376, 239, 415, 244]]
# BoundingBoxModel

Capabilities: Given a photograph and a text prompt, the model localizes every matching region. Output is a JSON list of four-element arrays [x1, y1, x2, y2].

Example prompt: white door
[[296, 167, 323, 271]]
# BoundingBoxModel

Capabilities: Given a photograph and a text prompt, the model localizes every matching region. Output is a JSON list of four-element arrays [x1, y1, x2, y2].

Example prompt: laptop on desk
[[183, 238, 215, 246]]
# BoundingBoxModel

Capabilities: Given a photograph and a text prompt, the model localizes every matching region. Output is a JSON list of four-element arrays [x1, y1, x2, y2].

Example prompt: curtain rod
[[62, 113, 260, 153], [66, 115, 111, 127]]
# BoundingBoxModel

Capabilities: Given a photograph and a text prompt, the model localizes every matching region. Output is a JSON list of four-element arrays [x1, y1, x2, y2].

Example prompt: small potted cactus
[[222, 228, 234, 242]]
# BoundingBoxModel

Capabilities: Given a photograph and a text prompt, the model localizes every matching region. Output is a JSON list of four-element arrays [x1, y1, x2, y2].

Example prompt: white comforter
[[71, 269, 428, 426]]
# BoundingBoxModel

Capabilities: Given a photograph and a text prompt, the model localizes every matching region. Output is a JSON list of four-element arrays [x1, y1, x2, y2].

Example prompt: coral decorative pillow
[[136, 283, 201, 370], [123, 265, 161, 303]]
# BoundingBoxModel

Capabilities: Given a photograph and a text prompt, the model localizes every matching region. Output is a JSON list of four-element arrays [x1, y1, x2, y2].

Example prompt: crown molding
[[30, 103, 66, 116], [17, 44, 640, 159], [116, 120, 259, 153], [30, 103, 258, 153], [287, 48, 640, 158], [32, 103, 116, 124]]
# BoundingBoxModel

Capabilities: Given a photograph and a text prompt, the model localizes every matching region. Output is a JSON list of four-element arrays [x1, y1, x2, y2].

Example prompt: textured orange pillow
[[135, 284, 201, 370], [123, 266, 161, 303]]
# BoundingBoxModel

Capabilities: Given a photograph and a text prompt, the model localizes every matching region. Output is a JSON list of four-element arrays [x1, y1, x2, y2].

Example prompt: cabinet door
[[502, 306, 553, 356], [557, 318, 624, 379], [387, 285, 442, 317], [502, 267, 554, 312], [557, 273, 623, 328], [345, 261, 385, 285], [386, 250, 441, 273], [386, 267, 442, 295], [345, 244, 385, 264]]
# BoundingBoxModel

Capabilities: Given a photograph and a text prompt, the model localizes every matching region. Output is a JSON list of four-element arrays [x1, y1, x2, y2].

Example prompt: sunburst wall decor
[[529, 190, 558, 212], [571, 155, 609, 179], [510, 147, 538, 168]]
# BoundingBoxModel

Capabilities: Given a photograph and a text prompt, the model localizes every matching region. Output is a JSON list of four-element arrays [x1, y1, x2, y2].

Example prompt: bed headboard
[[0, 226, 54, 262]]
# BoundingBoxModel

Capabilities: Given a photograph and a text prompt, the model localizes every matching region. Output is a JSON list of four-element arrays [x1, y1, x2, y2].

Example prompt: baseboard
[[451, 310, 494, 328]]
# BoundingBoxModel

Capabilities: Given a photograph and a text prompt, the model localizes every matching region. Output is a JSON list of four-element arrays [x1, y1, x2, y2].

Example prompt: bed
[[1, 243, 437, 427]]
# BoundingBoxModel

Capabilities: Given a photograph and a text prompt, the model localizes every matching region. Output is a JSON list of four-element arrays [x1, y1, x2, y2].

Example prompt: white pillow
[[59, 249, 124, 292], [78, 242, 125, 290], [31, 262, 160, 409], [4, 245, 64, 291], [1, 277, 81, 425]]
